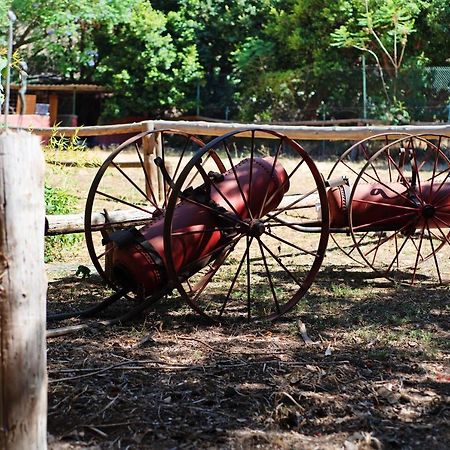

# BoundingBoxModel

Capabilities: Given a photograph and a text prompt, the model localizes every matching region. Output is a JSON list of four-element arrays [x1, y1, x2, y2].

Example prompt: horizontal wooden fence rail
[[11, 119, 450, 140], [12, 119, 449, 236]]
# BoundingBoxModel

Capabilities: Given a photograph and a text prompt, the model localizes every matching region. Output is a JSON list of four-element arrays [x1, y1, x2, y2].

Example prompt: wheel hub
[[422, 204, 435, 219], [247, 219, 266, 237]]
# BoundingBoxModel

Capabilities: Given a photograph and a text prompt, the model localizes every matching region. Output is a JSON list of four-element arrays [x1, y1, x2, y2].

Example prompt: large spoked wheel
[[348, 134, 450, 285], [163, 129, 330, 322], [326, 133, 413, 263], [85, 129, 218, 288]]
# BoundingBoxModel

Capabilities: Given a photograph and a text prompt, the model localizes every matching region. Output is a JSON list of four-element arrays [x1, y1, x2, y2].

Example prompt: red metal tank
[[109, 157, 289, 295], [328, 181, 450, 231]]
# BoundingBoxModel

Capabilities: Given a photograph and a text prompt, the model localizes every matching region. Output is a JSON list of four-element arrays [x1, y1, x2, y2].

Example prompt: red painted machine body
[[110, 157, 289, 294], [328, 181, 450, 231]]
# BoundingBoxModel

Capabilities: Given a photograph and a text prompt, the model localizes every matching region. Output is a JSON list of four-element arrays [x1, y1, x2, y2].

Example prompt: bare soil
[[46, 155, 449, 449]]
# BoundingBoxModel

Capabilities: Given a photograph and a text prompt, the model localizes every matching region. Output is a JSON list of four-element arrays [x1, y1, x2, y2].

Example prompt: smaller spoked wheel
[[163, 129, 329, 322], [326, 133, 413, 262], [85, 129, 216, 288], [348, 134, 450, 285]]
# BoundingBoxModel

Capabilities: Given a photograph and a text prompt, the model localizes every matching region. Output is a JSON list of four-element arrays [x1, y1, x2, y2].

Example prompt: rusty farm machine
[[47, 128, 450, 330]]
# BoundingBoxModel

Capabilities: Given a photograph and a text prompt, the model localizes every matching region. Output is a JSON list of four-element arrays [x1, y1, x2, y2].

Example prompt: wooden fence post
[[141, 121, 159, 203], [0, 131, 47, 449]]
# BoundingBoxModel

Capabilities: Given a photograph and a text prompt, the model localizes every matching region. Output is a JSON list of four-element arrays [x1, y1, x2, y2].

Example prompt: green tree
[[232, 0, 361, 121], [1, 0, 202, 118]]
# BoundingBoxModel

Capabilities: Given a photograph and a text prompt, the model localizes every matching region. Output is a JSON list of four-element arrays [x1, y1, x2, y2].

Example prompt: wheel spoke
[[111, 161, 157, 208], [246, 235, 251, 320], [386, 152, 413, 191], [264, 229, 321, 258], [360, 142, 382, 182], [362, 215, 418, 259], [352, 198, 417, 212], [351, 210, 416, 232], [262, 157, 306, 215], [188, 246, 236, 306], [264, 185, 320, 223], [425, 222, 442, 284], [96, 190, 156, 215], [259, 239, 302, 288], [410, 222, 426, 284], [219, 236, 253, 318], [134, 142, 162, 212], [192, 160, 244, 219], [223, 139, 253, 220], [257, 238, 281, 315], [257, 138, 284, 218], [171, 226, 236, 237]]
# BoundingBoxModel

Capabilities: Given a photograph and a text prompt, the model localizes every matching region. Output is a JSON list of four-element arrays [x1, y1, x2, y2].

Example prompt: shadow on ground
[[46, 264, 449, 449]]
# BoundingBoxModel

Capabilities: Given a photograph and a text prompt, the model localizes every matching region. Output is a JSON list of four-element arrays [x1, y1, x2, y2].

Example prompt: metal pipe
[[4, 10, 16, 126]]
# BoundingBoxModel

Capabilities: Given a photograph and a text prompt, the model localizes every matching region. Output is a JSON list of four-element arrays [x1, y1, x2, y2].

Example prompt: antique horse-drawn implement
[[47, 129, 450, 330]]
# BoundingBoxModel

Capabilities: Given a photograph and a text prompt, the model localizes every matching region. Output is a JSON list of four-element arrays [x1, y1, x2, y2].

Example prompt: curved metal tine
[[411, 223, 427, 284], [262, 157, 306, 216], [257, 238, 281, 316], [425, 223, 442, 284], [96, 190, 156, 216], [222, 139, 253, 220], [257, 138, 284, 218], [246, 235, 251, 320], [263, 227, 321, 258], [134, 142, 162, 213], [218, 236, 253, 318]]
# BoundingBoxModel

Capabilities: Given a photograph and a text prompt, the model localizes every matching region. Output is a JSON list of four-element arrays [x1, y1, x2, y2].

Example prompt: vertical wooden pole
[[141, 121, 159, 204], [0, 132, 47, 449], [49, 94, 59, 126], [155, 132, 164, 203]]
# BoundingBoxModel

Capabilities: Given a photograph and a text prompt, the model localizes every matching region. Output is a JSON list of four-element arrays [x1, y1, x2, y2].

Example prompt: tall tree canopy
[[1, 0, 449, 121]]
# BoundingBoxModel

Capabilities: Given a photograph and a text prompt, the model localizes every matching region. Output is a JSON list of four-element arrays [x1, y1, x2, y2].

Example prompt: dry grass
[[46, 145, 449, 449]]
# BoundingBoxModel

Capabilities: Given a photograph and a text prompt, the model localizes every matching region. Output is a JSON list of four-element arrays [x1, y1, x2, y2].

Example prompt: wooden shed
[[10, 83, 111, 127]]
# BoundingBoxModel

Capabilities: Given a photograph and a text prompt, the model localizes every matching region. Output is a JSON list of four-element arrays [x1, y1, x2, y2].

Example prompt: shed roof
[[10, 83, 111, 93]]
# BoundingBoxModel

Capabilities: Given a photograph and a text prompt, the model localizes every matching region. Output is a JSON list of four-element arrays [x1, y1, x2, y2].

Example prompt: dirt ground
[[45, 152, 449, 449]]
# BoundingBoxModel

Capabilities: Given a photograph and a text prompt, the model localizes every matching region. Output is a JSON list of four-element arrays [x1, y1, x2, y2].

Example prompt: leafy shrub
[[44, 184, 82, 262]]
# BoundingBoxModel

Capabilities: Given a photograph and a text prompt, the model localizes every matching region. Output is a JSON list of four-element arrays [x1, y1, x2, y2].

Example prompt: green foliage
[[329, 0, 435, 121], [44, 184, 82, 262], [2, 0, 201, 118], [2, 0, 449, 122]]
